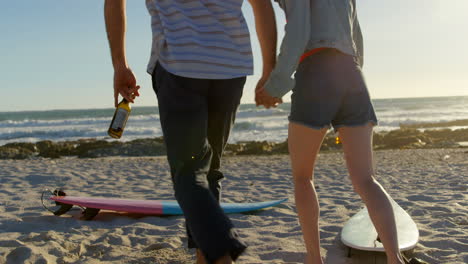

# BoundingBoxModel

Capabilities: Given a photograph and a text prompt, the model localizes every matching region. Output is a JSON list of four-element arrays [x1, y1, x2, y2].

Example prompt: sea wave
[[0, 114, 160, 128], [0, 124, 162, 144], [1, 97, 467, 145], [236, 108, 287, 119], [234, 119, 288, 131]]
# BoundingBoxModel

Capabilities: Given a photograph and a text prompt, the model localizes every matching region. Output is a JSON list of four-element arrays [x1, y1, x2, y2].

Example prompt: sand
[[0, 149, 466, 264]]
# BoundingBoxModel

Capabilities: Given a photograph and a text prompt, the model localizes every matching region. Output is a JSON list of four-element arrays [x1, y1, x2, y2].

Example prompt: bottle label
[[111, 108, 129, 130]]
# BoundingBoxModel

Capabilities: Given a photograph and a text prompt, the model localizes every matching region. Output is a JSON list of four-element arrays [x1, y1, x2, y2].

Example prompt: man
[[104, 1, 277, 263]]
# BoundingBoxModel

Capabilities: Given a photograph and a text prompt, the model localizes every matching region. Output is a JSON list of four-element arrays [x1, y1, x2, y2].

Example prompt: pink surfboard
[[49, 195, 287, 220]]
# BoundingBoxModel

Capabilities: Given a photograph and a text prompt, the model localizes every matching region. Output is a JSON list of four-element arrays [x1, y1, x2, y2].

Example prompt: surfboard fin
[[51, 189, 74, 215], [41, 188, 74, 215], [53, 203, 74, 216], [53, 189, 67, 198], [81, 208, 100, 220], [403, 255, 429, 264], [407, 258, 429, 264]]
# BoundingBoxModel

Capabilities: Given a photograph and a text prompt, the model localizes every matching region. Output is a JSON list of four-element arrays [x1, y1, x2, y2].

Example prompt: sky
[[1, 0, 467, 111]]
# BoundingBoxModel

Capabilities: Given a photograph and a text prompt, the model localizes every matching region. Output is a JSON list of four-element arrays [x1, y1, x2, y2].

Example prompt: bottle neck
[[118, 98, 131, 110]]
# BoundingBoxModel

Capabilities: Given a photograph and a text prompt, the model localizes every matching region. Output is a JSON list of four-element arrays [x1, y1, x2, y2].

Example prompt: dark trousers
[[152, 63, 247, 263]]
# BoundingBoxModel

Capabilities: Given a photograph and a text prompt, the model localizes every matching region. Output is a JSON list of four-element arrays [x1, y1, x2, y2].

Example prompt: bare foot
[[305, 255, 324, 264], [196, 250, 232, 264], [214, 255, 232, 264], [196, 249, 206, 264]]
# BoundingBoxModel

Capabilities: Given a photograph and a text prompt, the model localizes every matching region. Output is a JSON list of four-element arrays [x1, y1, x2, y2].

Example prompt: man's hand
[[105, 0, 140, 107], [255, 76, 268, 107], [255, 84, 282, 109], [248, 0, 277, 82], [113, 67, 140, 107], [248, 0, 278, 109]]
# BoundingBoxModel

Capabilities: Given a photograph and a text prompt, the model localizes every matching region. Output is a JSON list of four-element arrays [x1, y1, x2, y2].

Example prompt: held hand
[[113, 67, 140, 107], [255, 77, 268, 107], [256, 86, 282, 109]]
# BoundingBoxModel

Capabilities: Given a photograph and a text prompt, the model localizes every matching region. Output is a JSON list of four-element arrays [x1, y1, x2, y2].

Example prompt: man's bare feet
[[214, 255, 232, 264], [196, 249, 206, 264], [196, 250, 233, 264]]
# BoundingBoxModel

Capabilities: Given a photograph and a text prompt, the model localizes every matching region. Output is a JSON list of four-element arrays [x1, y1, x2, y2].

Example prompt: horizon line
[[2, 94, 468, 113]]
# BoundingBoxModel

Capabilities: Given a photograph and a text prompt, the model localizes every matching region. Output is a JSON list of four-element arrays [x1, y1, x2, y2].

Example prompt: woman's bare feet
[[304, 254, 324, 264]]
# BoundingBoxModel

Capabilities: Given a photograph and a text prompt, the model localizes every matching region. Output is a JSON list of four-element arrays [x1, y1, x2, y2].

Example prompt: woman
[[256, 1, 406, 263]]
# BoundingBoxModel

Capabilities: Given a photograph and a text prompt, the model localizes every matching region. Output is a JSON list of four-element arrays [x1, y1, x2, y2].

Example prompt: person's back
[[305, 0, 363, 64], [104, 1, 277, 263], [258, 1, 407, 263], [145, 1, 263, 263], [145, 0, 253, 79], [264, 0, 363, 99]]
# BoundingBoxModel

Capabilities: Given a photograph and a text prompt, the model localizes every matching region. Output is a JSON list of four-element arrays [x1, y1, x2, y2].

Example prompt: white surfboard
[[341, 198, 419, 252]]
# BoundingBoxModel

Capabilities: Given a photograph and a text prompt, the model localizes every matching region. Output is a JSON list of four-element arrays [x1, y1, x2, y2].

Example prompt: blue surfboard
[[161, 199, 288, 215], [48, 195, 287, 220]]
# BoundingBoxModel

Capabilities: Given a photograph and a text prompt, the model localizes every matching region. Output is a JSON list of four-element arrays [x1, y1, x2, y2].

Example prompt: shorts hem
[[288, 118, 331, 131], [333, 120, 378, 133]]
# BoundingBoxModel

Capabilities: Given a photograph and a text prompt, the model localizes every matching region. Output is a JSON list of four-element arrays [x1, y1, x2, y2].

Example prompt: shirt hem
[[147, 60, 252, 80]]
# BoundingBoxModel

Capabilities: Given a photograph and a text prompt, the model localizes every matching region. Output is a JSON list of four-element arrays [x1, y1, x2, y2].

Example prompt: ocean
[[1, 96, 467, 146]]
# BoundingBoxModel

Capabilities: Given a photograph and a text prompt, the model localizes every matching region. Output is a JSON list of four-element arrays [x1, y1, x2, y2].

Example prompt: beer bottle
[[108, 99, 131, 139]]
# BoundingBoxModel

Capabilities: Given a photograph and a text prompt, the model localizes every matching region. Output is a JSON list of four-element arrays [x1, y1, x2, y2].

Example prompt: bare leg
[[338, 124, 404, 264], [288, 122, 327, 264]]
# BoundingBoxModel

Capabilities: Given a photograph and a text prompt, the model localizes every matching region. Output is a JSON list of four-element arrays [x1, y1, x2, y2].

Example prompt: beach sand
[[0, 149, 466, 264]]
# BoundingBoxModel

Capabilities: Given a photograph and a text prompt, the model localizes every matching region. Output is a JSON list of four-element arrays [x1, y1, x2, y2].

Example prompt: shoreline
[[1, 128, 468, 159]]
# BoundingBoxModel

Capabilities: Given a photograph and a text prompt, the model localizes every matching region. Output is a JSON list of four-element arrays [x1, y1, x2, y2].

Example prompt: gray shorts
[[289, 48, 378, 131]]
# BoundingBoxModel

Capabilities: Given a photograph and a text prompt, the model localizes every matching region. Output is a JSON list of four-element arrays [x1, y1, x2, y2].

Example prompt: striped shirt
[[145, 0, 253, 79]]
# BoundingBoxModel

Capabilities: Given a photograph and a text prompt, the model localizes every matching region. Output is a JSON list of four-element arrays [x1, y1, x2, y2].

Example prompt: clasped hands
[[255, 78, 282, 109]]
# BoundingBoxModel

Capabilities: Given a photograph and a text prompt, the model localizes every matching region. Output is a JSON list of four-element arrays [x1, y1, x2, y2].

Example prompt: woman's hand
[[255, 82, 282, 109]]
